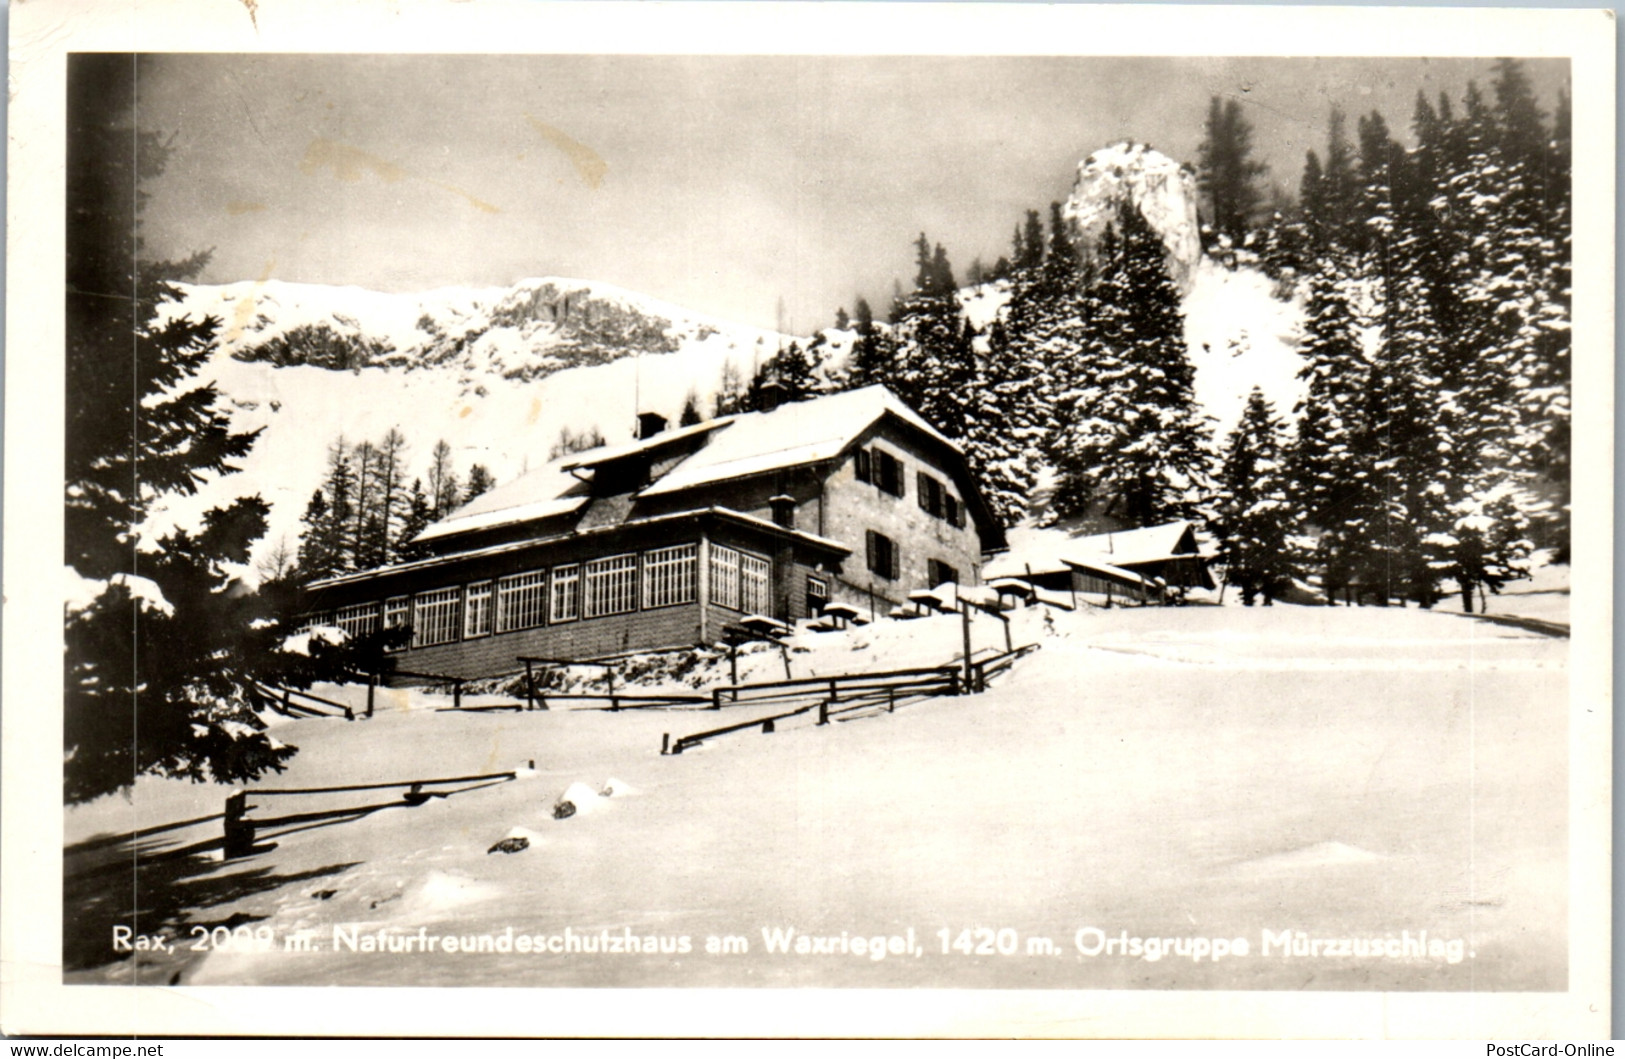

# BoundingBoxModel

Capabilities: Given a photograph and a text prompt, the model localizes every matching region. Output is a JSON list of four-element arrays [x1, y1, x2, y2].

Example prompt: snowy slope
[[65, 599, 1567, 995]]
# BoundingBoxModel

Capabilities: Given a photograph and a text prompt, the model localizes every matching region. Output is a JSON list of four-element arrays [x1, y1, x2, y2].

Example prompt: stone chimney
[[769, 494, 796, 529]]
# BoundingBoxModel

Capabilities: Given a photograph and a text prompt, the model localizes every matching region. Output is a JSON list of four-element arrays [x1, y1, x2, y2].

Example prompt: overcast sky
[[133, 54, 1569, 332]]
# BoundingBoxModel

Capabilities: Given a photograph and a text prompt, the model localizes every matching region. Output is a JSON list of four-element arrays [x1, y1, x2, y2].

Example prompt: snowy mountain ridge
[[174, 275, 796, 383]]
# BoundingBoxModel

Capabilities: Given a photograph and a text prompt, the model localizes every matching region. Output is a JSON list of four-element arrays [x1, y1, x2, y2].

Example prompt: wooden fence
[[223, 769, 518, 858]]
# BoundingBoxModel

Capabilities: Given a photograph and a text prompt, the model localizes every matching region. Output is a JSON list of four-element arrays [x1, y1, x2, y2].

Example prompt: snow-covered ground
[[66, 593, 1567, 992]]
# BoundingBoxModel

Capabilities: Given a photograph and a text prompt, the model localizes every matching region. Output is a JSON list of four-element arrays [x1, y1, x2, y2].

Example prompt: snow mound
[[600, 778, 641, 798], [407, 871, 499, 912], [557, 781, 608, 815], [1230, 841, 1383, 876], [503, 825, 546, 843]]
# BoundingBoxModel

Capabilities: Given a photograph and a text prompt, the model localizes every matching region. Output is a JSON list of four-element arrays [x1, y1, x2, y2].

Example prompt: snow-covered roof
[[984, 521, 1200, 580], [557, 417, 732, 472], [1069, 522, 1199, 567], [1064, 557, 1157, 587], [416, 464, 590, 543], [314, 506, 849, 591], [639, 385, 956, 498], [412, 385, 972, 548]]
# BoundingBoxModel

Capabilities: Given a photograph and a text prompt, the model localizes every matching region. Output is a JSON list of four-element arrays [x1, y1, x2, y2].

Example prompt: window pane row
[[336, 602, 380, 640], [645, 544, 697, 609], [497, 571, 548, 633], [584, 554, 638, 619], [339, 542, 771, 649], [413, 587, 462, 648], [740, 552, 770, 614], [465, 581, 493, 638]]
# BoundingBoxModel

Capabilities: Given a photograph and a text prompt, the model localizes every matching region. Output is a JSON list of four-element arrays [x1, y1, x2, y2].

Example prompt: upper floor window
[[876, 449, 905, 498], [927, 559, 960, 587], [916, 470, 965, 527], [917, 472, 944, 519], [865, 530, 900, 580], [856, 445, 905, 498]]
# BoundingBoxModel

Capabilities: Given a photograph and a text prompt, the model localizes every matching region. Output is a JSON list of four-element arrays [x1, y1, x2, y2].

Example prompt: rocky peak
[[1062, 141, 1202, 293]]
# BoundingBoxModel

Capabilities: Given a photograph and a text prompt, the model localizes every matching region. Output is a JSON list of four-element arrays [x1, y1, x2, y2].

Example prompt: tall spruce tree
[[1287, 248, 1376, 602], [1215, 389, 1298, 604], [1198, 96, 1269, 247], [464, 464, 496, 502], [64, 55, 316, 802], [1049, 204, 1213, 526], [427, 439, 461, 519], [891, 233, 975, 432]]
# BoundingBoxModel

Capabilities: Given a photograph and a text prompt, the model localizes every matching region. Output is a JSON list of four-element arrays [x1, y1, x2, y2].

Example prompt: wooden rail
[[223, 769, 518, 858], [705, 664, 961, 710], [660, 646, 1038, 756], [966, 643, 1042, 693], [258, 682, 353, 721], [664, 670, 961, 754]]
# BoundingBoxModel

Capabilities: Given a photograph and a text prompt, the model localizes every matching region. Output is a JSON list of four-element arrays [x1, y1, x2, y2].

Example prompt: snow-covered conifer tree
[[1215, 388, 1298, 604], [1048, 204, 1213, 527]]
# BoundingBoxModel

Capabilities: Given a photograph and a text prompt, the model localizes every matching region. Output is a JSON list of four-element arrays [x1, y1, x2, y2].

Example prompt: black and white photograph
[[4, 0, 1613, 1039]]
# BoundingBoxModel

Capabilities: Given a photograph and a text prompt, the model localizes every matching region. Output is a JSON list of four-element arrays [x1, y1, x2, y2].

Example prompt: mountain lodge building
[[303, 385, 1007, 677]]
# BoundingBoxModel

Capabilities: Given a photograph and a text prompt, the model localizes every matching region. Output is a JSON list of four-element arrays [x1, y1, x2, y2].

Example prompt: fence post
[[961, 605, 974, 692], [888, 686, 895, 713], [453, 680, 463, 711], [281, 687, 291, 715], [661, 733, 670, 756], [712, 686, 723, 711], [1003, 615, 1013, 654], [524, 660, 536, 711], [223, 790, 256, 859], [367, 673, 377, 719], [762, 718, 775, 734], [818, 700, 829, 726]]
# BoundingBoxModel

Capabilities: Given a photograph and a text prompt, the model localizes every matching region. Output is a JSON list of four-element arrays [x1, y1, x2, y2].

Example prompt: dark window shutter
[[855, 448, 871, 483], [890, 539, 901, 580], [917, 471, 929, 510], [865, 529, 877, 574]]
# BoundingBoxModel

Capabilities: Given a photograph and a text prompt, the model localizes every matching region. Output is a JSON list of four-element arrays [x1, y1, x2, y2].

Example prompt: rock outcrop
[[1062, 141, 1203, 293]]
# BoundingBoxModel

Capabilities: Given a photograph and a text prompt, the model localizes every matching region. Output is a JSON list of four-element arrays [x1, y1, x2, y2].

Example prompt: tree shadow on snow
[[63, 825, 357, 983]]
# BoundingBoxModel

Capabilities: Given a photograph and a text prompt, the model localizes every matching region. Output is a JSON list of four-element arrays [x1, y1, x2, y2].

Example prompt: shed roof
[[984, 521, 1201, 581]]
